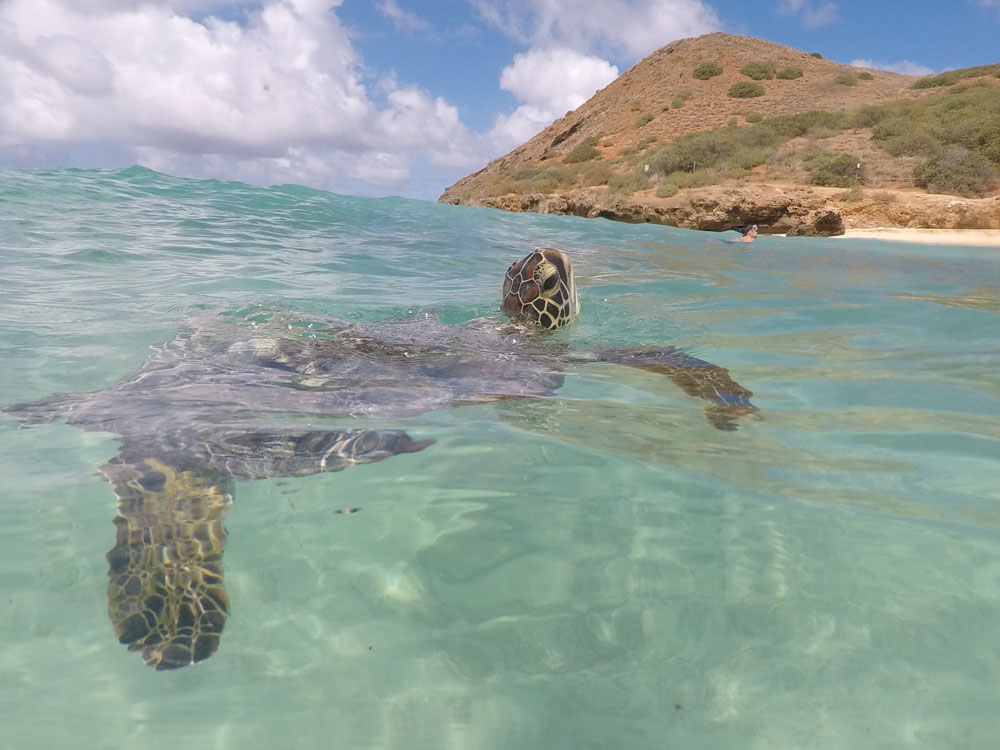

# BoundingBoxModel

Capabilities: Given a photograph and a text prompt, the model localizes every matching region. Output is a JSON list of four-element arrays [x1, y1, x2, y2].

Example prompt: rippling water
[[2, 167, 999, 749]]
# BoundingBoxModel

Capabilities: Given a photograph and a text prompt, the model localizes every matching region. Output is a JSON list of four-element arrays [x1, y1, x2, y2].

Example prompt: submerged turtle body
[[4, 249, 757, 670]]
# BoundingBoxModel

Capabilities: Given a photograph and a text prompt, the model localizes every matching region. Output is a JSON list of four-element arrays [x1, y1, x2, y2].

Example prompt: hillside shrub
[[745, 112, 763, 123], [983, 127, 1000, 165], [577, 161, 612, 186], [607, 171, 650, 195], [664, 167, 725, 189], [655, 182, 679, 198], [762, 110, 847, 137], [870, 86, 1000, 169], [912, 64, 1000, 89], [647, 125, 779, 177], [913, 71, 962, 89], [802, 151, 865, 187], [913, 145, 998, 196], [835, 73, 857, 86], [776, 66, 803, 80], [728, 82, 765, 98], [524, 166, 575, 193], [564, 137, 600, 163], [672, 90, 692, 108], [857, 71, 874, 81], [879, 129, 941, 157], [692, 61, 723, 80], [732, 146, 774, 170], [740, 61, 776, 80], [635, 113, 654, 128], [809, 52, 823, 59], [852, 105, 885, 128]]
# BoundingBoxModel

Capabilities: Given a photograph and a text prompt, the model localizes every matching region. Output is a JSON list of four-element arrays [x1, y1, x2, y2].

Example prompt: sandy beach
[[837, 228, 1000, 246]]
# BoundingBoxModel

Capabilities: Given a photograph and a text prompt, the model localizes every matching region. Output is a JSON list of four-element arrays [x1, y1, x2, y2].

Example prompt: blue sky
[[1, 0, 998, 199]]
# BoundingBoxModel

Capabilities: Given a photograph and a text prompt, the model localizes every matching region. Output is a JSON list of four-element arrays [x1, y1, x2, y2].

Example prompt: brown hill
[[440, 33, 1000, 235]]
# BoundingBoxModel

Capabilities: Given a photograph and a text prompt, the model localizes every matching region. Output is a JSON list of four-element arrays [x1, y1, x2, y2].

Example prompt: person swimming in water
[[727, 224, 758, 243]]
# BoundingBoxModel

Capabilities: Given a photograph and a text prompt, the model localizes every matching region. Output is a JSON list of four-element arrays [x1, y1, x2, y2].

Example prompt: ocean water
[[1, 166, 999, 749]]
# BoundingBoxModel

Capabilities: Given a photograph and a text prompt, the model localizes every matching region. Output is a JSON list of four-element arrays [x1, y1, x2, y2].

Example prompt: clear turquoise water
[[2, 166, 999, 749]]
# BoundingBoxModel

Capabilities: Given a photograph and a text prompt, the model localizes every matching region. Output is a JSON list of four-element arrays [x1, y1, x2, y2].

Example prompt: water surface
[[2, 167, 999, 749]]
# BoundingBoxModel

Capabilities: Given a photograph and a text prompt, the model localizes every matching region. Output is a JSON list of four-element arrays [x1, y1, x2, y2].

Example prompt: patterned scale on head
[[501, 248, 580, 330]]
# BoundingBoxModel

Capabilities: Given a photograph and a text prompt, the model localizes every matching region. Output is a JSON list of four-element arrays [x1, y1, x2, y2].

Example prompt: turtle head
[[501, 248, 579, 330]]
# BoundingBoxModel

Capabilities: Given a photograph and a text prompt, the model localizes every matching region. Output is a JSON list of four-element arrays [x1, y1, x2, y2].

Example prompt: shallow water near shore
[[2, 167, 1000, 749]]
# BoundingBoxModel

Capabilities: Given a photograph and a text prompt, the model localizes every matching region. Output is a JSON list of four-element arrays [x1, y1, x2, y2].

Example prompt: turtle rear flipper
[[102, 427, 434, 669], [593, 346, 758, 431], [102, 456, 232, 670]]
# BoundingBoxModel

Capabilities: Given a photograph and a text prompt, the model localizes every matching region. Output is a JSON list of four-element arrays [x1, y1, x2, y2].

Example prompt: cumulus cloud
[[0, 0, 482, 195], [849, 59, 935, 76], [487, 48, 617, 149], [471, 0, 720, 62], [776, 0, 838, 28], [499, 48, 617, 112]]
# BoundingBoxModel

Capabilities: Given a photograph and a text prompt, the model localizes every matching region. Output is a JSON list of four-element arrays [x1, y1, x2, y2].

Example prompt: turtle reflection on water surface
[[3, 248, 756, 670]]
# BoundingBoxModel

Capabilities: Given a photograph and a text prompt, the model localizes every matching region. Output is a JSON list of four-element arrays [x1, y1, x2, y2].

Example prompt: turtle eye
[[542, 274, 558, 292]]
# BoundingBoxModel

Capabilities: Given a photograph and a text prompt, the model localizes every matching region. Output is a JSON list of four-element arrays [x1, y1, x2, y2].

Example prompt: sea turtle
[[3, 248, 756, 670]]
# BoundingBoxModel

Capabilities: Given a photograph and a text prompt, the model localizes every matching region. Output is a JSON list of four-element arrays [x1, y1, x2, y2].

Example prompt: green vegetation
[[655, 182, 678, 198], [911, 63, 1000, 89], [641, 86, 1000, 197], [507, 85, 1000, 199], [857, 71, 874, 81], [607, 171, 650, 195], [577, 160, 612, 186], [765, 110, 848, 137], [801, 150, 865, 187], [671, 90, 692, 109], [776, 66, 803, 80], [728, 82, 765, 98], [635, 113, 654, 128], [914, 145, 997, 196], [834, 73, 857, 86], [507, 165, 576, 193], [740, 61, 776, 80], [809, 52, 823, 59], [692, 61, 723, 80], [511, 168, 540, 181], [647, 123, 779, 178], [564, 137, 600, 164], [866, 85, 1000, 194]]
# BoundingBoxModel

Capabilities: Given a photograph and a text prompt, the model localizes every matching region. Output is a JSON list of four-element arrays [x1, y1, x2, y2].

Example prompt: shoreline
[[834, 228, 1000, 247]]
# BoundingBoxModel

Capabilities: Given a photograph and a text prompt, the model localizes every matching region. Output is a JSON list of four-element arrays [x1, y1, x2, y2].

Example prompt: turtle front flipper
[[594, 347, 758, 431], [100, 428, 433, 670]]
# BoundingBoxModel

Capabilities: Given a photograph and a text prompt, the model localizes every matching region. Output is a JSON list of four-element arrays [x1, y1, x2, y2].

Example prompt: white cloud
[[471, 0, 720, 62], [849, 59, 935, 76], [0, 0, 483, 195], [486, 47, 617, 152], [377, 0, 433, 34], [776, 0, 837, 28], [500, 47, 618, 115]]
